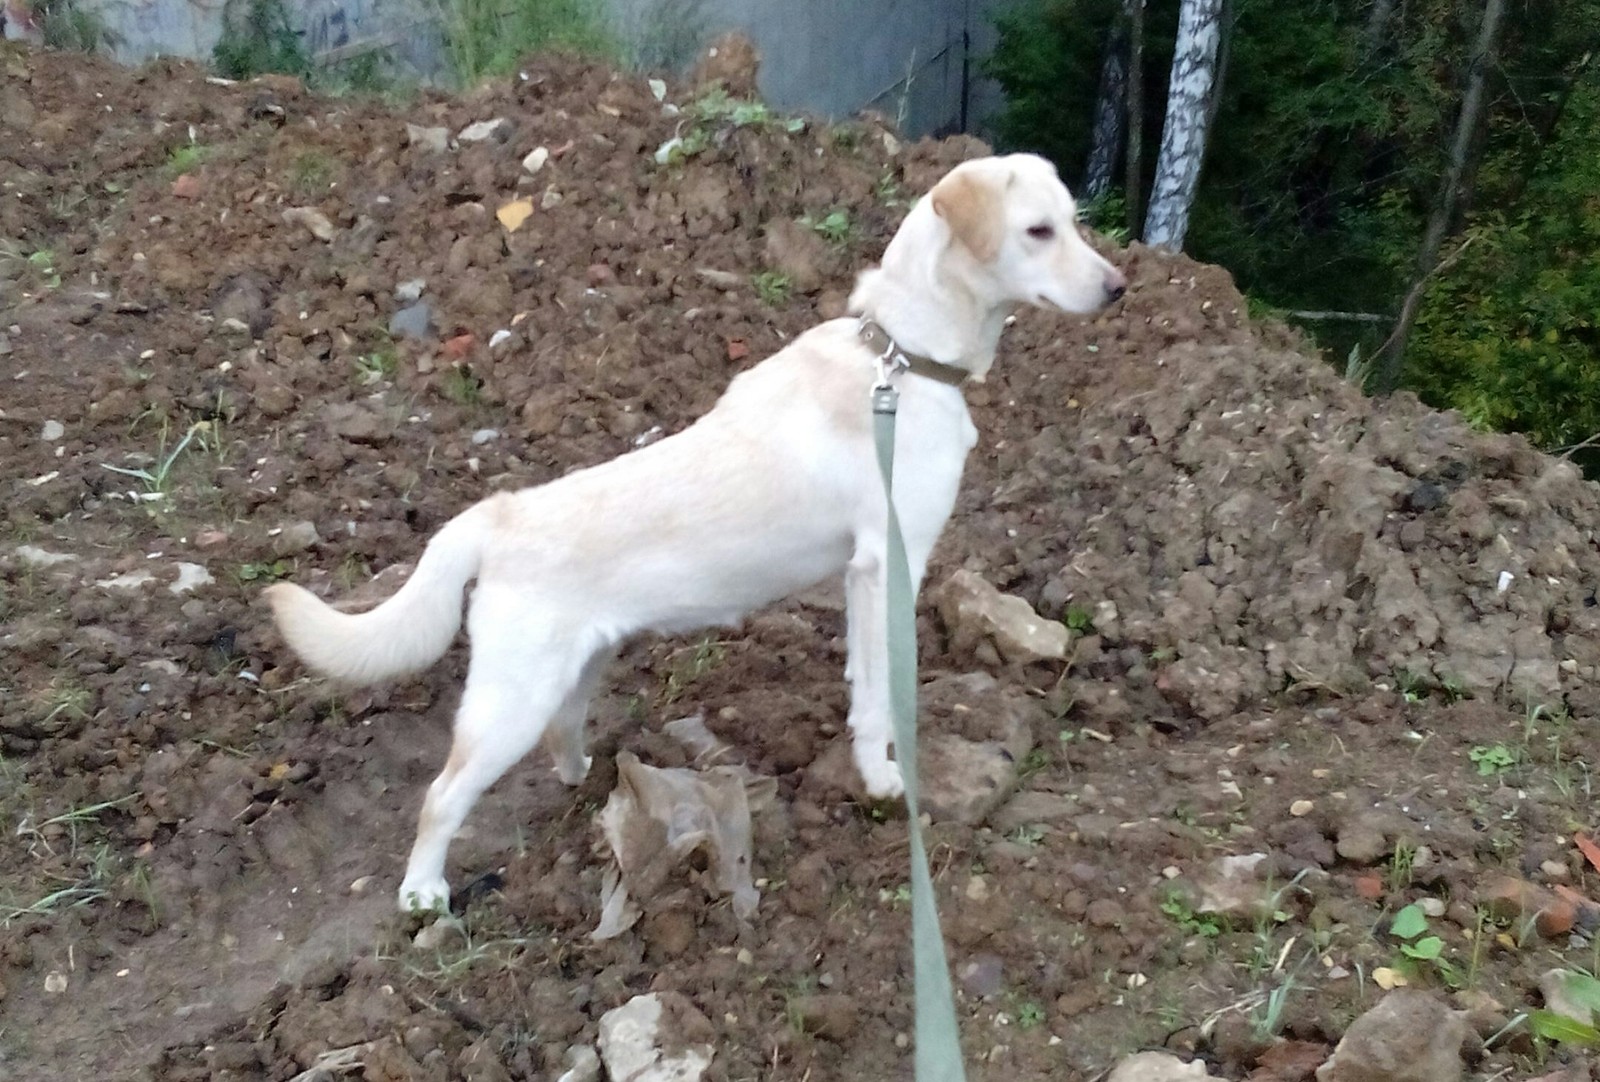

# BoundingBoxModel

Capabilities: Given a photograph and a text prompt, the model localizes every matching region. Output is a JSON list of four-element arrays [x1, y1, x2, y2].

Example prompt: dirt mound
[[4, 40, 1600, 1082], [977, 291, 1600, 723]]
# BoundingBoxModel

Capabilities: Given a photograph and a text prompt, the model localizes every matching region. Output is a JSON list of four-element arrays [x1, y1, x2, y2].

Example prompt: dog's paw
[[859, 758, 906, 800], [554, 754, 593, 787], [397, 877, 451, 914]]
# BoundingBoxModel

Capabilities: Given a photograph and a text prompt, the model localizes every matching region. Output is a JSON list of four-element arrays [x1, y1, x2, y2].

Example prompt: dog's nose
[[1104, 269, 1128, 303]]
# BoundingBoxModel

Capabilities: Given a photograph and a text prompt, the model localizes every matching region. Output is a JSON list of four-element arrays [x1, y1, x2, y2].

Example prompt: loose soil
[[3, 40, 1599, 1082]]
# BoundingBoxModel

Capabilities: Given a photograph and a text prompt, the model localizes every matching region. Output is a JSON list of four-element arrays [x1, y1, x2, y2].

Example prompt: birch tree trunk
[[1083, 15, 1130, 200], [1142, 0, 1224, 251], [1123, 0, 1145, 235], [1374, 0, 1509, 393]]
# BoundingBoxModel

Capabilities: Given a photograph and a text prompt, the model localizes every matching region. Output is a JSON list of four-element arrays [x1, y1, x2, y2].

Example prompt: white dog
[[266, 153, 1125, 911]]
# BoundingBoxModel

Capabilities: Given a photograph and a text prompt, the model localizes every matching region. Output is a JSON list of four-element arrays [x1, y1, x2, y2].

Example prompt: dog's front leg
[[844, 540, 905, 799]]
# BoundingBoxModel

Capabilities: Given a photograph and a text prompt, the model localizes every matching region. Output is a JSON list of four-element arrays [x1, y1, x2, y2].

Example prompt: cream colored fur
[[265, 153, 1126, 911]]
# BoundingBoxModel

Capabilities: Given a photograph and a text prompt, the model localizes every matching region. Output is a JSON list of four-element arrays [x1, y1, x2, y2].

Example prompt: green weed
[[659, 636, 727, 705], [440, 365, 483, 406], [1469, 744, 1517, 776], [100, 419, 210, 501], [752, 271, 792, 306], [799, 209, 852, 246]]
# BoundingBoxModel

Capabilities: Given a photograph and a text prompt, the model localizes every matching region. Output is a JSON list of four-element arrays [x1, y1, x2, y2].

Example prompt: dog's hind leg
[[543, 646, 616, 786], [397, 625, 595, 912]]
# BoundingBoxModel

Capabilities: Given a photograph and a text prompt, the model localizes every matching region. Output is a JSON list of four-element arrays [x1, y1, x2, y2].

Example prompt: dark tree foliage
[[987, 0, 1600, 455]]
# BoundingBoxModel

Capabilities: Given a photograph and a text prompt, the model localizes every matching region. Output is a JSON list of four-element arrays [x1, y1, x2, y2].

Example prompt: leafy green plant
[[36, 0, 118, 53], [1159, 891, 1224, 938], [800, 209, 852, 246], [1063, 603, 1095, 634], [656, 87, 805, 165], [236, 559, 292, 584], [1388, 902, 1459, 986], [440, 365, 483, 406], [1469, 744, 1517, 776], [1016, 999, 1046, 1029], [354, 347, 398, 384], [659, 636, 726, 705], [434, 0, 615, 87], [874, 171, 910, 209], [1528, 969, 1600, 1046], [166, 141, 210, 177], [752, 271, 792, 306], [213, 0, 312, 79]]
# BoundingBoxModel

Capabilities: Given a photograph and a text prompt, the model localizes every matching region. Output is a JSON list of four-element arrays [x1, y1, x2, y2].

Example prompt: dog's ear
[[931, 169, 1005, 263]]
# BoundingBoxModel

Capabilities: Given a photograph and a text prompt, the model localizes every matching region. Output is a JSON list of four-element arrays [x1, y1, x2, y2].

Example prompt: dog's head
[[927, 154, 1125, 315]]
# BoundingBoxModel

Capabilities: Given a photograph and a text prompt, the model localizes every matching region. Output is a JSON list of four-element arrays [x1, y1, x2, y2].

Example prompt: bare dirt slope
[[2, 41, 1598, 1082]]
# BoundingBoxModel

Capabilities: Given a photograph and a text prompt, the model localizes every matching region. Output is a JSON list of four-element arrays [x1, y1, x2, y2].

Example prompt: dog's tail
[[263, 502, 494, 685]]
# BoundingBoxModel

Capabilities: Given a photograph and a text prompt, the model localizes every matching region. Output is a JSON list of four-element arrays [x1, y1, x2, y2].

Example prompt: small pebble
[[40, 419, 64, 441], [1289, 799, 1314, 817]]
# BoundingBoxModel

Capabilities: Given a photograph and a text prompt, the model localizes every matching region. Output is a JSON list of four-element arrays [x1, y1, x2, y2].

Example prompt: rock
[[281, 206, 336, 242], [990, 790, 1080, 834], [1480, 874, 1576, 937], [1451, 988, 1509, 1040], [169, 562, 213, 595], [522, 146, 549, 174], [1333, 815, 1390, 865], [389, 301, 435, 340], [935, 569, 1070, 665], [1086, 898, 1125, 927], [96, 570, 155, 591], [689, 30, 762, 98], [1314, 990, 1466, 1082], [323, 401, 389, 444], [457, 1037, 513, 1082], [413, 918, 465, 952], [170, 173, 201, 199], [788, 994, 858, 1041], [1108, 1052, 1219, 1082], [554, 1045, 600, 1082], [406, 123, 449, 152], [395, 277, 426, 302], [1538, 968, 1597, 1026], [40, 419, 63, 441], [919, 673, 1038, 825], [597, 993, 714, 1082], [1193, 852, 1273, 921], [1248, 1040, 1330, 1082], [762, 218, 830, 294], [211, 273, 273, 337], [15, 545, 74, 567], [273, 520, 322, 556], [957, 954, 1005, 998], [470, 428, 499, 445], [458, 117, 511, 143]]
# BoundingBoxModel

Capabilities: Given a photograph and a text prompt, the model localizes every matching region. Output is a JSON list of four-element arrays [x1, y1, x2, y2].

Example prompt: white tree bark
[[1142, 0, 1224, 251]]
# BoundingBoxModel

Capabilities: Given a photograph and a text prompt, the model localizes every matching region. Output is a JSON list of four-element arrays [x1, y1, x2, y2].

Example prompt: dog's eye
[[1026, 224, 1055, 241]]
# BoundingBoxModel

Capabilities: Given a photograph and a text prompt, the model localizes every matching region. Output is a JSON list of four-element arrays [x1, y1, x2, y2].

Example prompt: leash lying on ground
[[867, 320, 969, 1082]]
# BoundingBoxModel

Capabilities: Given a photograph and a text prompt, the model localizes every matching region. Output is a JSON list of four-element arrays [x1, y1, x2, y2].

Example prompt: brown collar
[[856, 319, 970, 388]]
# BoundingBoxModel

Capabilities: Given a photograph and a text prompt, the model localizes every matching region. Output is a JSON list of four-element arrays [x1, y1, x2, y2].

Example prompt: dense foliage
[[987, 0, 1600, 455]]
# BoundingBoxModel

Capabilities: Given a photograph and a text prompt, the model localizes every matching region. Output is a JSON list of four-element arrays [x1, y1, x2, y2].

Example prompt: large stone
[[919, 673, 1038, 825], [598, 993, 714, 1082], [1315, 991, 1466, 1082], [935, 570, 1070, 665], [1109, 1052, 1219, 1082]]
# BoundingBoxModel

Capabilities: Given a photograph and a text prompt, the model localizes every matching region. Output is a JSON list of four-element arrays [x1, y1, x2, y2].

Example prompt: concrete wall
[[72, 0, 1011, 137], [615, 0, 1010, 137]]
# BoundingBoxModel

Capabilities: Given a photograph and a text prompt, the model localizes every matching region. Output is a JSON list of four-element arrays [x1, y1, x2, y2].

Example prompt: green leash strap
[[871, 384, 968, 1082]]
